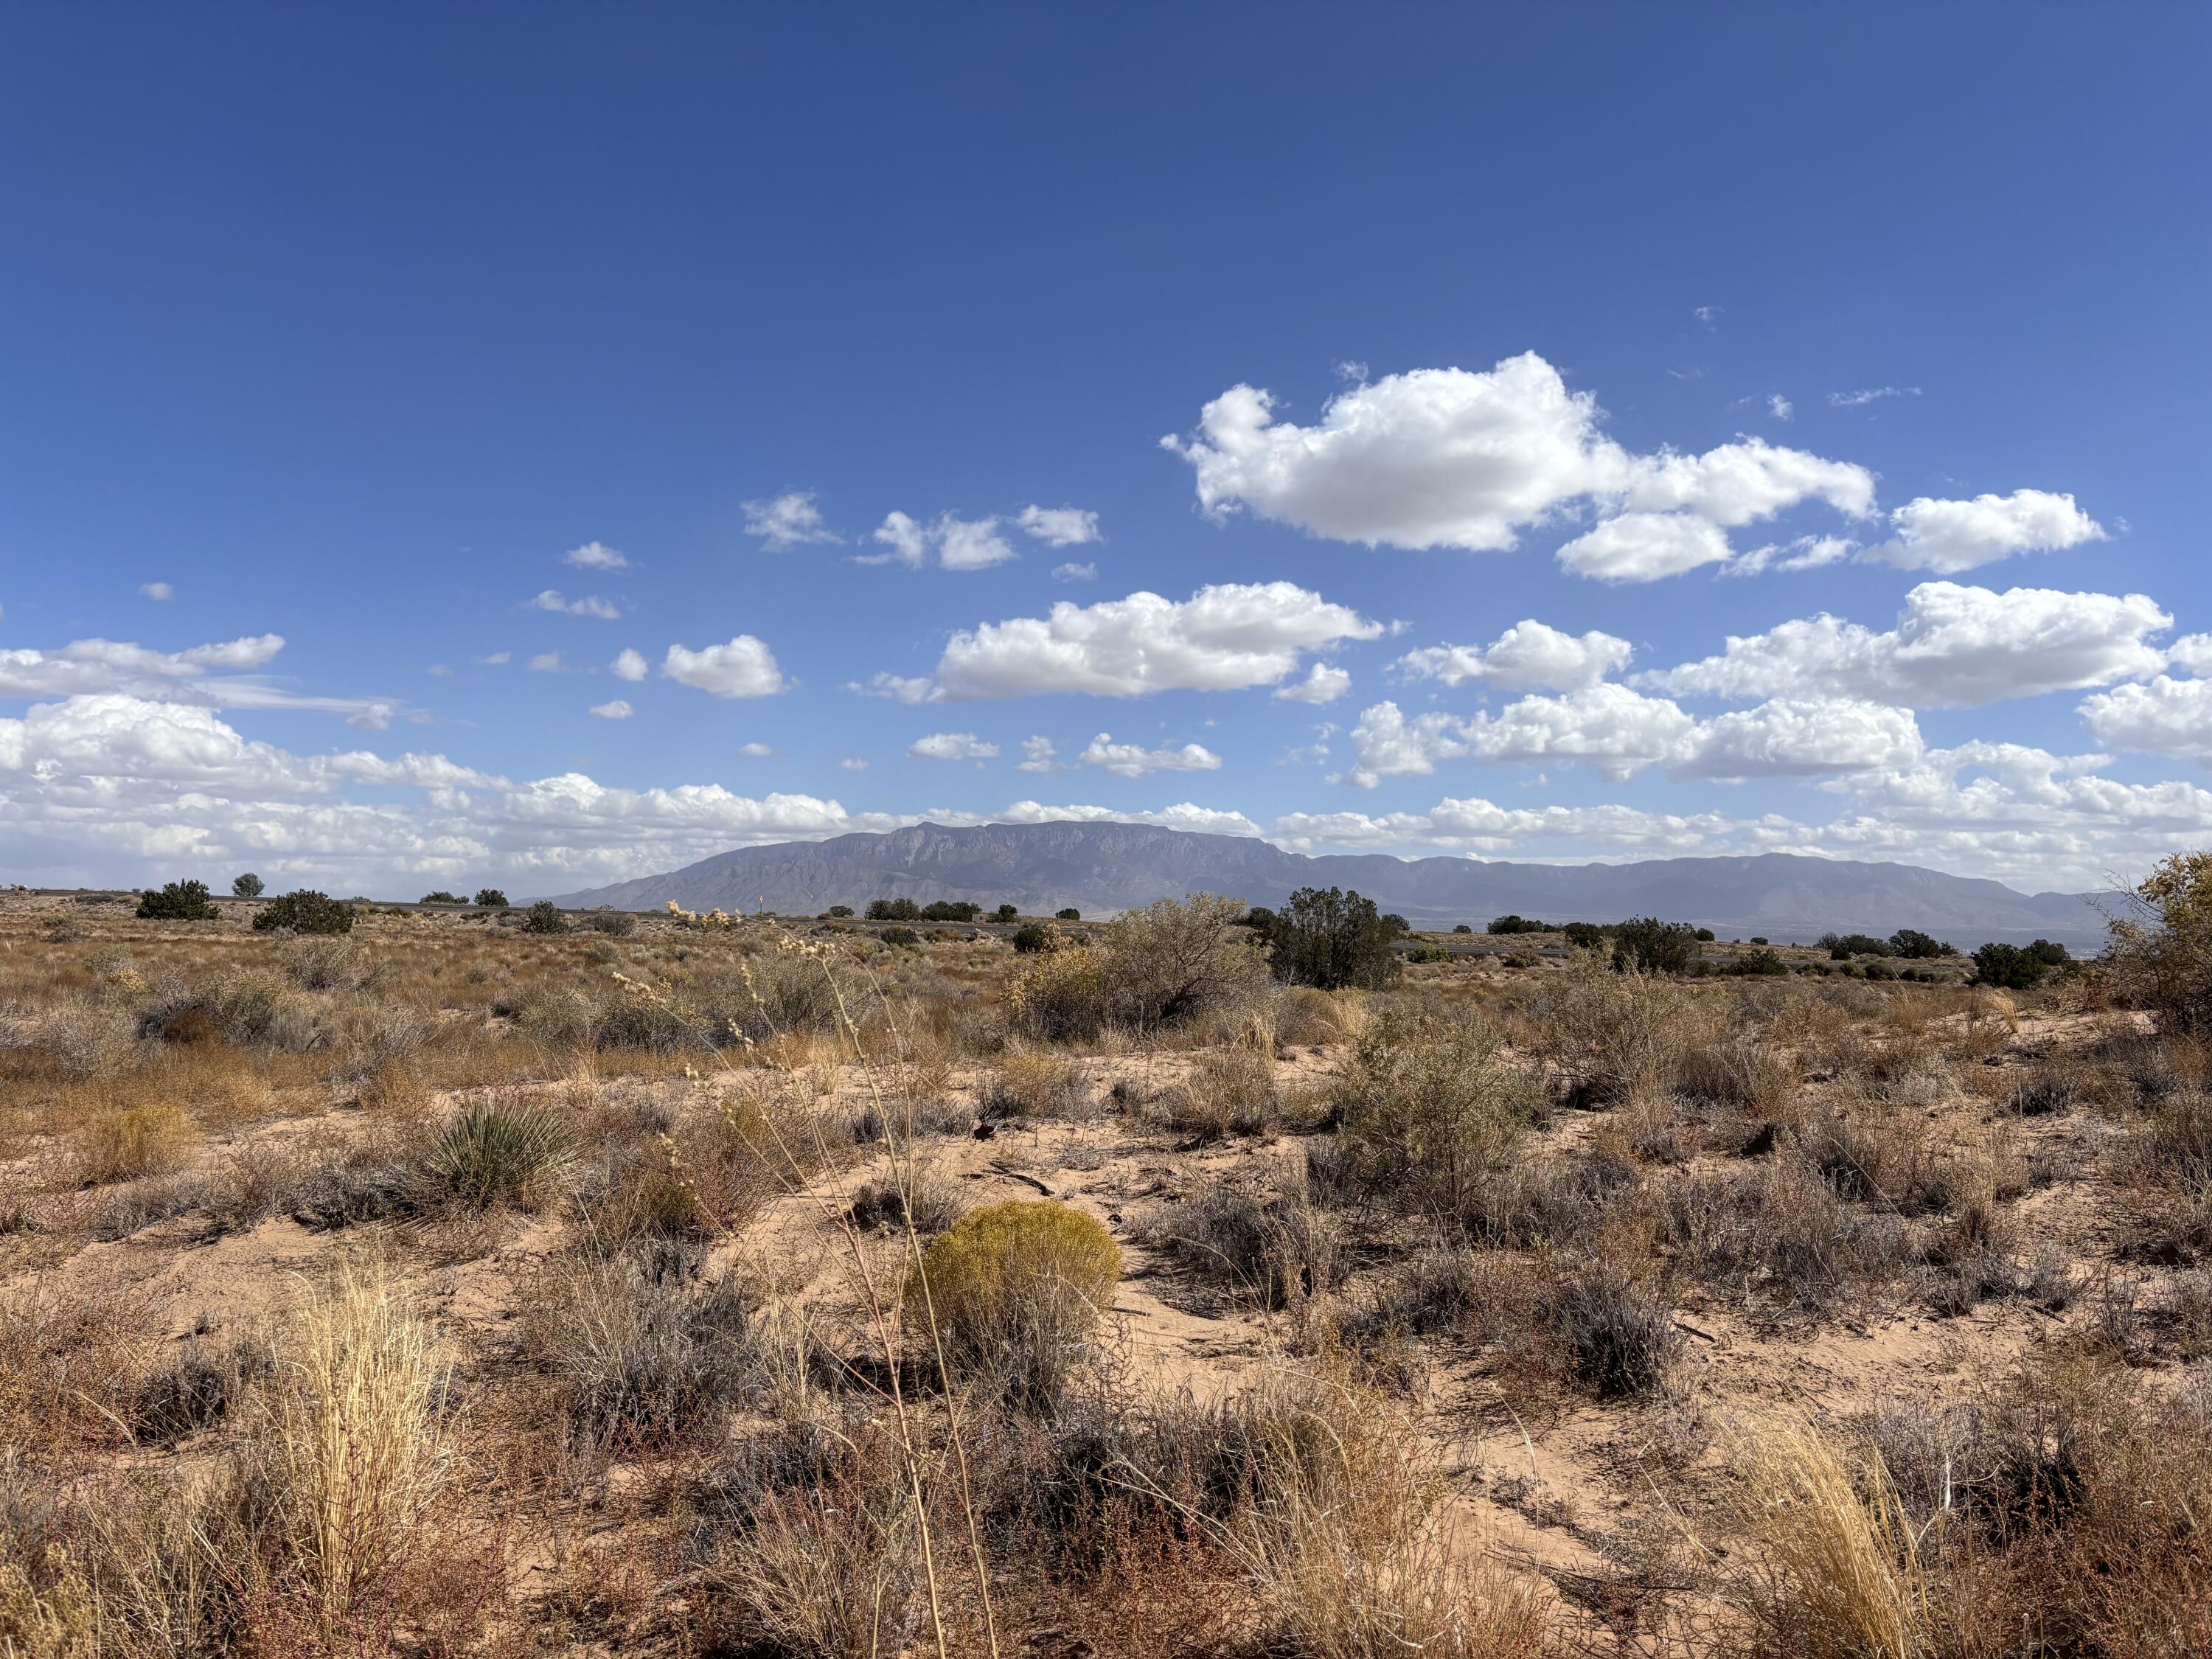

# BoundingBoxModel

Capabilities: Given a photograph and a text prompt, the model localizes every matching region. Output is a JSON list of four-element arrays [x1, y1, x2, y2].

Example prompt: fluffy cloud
[[1864, 490, 2105, 574], [588, 700, 633, 720], [987, 799, 1264, 838], [1644, 582, 2172, 709], [1018, 506, 1102, 546], [563, 540, 629, 570], [661, 636, 787, 699], [611, 648, 648, 682], [849, 672, 940, 706], [736, 742, 774, 758], [1273, 663, 1352, 703], [1397, 621, 1632, 692], [908, 732, 1000, 762], [1554, 512, 1733, 581], [2171, 635, 2212, 675], [1674, 698, 1922, 781], [1342, 689, 1921, 787], [0, 633, 396, 723], [1017, 737, 1064, 775], [1274, 798, 1770, 858], [865, 511, 1015, 570], [2081, 676, 2212, 765], [1052, 562, 1097, 583], [529, 652, 563, 672], [1076, 734, 1223, 778], [911, 582, 1379, 702], [1162, 352, 1872, 560], [529, 590, 622, 619], [744, 491, 840, 548]]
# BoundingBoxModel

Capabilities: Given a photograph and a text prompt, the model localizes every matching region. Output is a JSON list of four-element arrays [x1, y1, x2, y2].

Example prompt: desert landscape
[[4, 862, 2210, 1658]]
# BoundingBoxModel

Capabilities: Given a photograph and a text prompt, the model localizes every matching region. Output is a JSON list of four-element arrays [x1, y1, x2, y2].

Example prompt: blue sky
[[2, 4, 2207, 897]]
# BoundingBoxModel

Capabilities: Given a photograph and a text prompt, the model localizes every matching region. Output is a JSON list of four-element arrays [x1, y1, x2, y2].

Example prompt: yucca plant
[[423, 1101, 572, 1209]]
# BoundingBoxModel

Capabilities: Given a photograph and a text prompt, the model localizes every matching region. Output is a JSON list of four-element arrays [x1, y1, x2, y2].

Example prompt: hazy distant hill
[[542, 821, 2108, 950]]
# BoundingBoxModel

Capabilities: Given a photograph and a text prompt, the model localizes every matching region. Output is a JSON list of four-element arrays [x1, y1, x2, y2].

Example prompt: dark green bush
[[825, 904, 854, 918], [1972, 940, 2064, 990], [1611, 917, 1700, 975], [1453, 923, 1473, 934], [1055, 907, 1080, 922], [1694, 928, 1717, 942], [1259, 886, 1405, 991], [1820, 931, 1890, 959], [880, 925, 919, 947], [522, 899, 569, 935], [137, 880, 217, 921], [474, 887, 510, 908], [251, 889, 355, 934], [866, 897, 921, 922], [420, 890, 465, 905], [922, 900, 981, 922], [1888, 928, 1954, 959], [230, 872, 264, 899], [1011, 923, 1056, 953], [1725, 948, 1790, 977], [1561, 922, 1606, 950], [994, 903, 1020, 922], [1486, 914, 1548, 936]]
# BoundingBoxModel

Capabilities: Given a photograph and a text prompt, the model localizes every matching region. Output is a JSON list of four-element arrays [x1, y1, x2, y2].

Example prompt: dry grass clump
[[1004, 893, 1267, 1046], [1150, 1170, 1337, 1310], [1144, 1366, 1545, 1659], [1660, 1160, 1908, 1314], [984, 1050, 1088, 1120], [1540, 953, 1688, 1110], [73, 1100, 200, 1184], [1158, 1045, 1279, 1141], [847, 1160, 963, 1235], [2111, 1088, 2212, 1263], [1724, 1413, 1930, 1659], [519, 1248, 766, 1453], [1331, 1010, 1544, 1223], [1545, 1259, 1682, 1399]]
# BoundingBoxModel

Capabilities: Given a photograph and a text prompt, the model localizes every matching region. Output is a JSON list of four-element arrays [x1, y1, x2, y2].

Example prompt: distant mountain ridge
[[542, 821, 2109, 950]]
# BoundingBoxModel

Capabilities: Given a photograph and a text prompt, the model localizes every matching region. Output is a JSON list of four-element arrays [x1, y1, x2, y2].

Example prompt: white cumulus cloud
[[1018, 506, 1102, 546], [1076, 734, 1223, 778], [863, 511, 1015, 570], [1394, 619, 1632, 692], [611, 648, 648, 682], [1273, 663, 1352, 703], [1644, 582, 2171, 709], [908, 731, 1000, 763], [1162, 352, 1873, 565], [744, 491, 840, 548], [2081, 677, 2212, 765], [662, 636, 787, 699], [588, 700, 633, 720], [529, 590, 622, 619], [563, 540, 630, 571], [1864, 490, 2105, 574], [922, 582, 1380, 701]]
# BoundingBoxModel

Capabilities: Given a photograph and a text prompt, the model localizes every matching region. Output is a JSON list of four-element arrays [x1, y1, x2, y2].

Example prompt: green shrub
[[230, 872, 264, 899], [137, 879, 216, 921], [1725, 948, 1790, 977], [1333, 1011, 1543, 1222], [425, 1101, 573, 1208], [1561, 921, 1606, 950], [2109, 851, 2212, 1034], [1973, 940, 2066, 990], [1453, 923, 1473, 934], [1011, 922, 1056, 953], [1820, 931, 1890, 959], [521, 899, 568, 935], [251, 889, 355, 934], [1405, 945, 1452, 964], [1486, 914, 1547, 935], [1888, 928, 1953, 959], [1056, 907, 1080, 922], [473, 887, 509, 908], [419, 890, 464, 905], [908, 1200, 1119, 1401], [880, 925, 919, 947], [825, 904, 853, 918], [1257, 886, 1408, 991], [1611, 917, 1700, 974], [866, 898, 921, 921], [994, 903, 1020, 922]]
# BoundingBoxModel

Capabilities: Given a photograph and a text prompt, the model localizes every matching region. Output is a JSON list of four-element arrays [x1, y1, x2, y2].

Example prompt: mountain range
[[543, 821, 2110, 950]]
